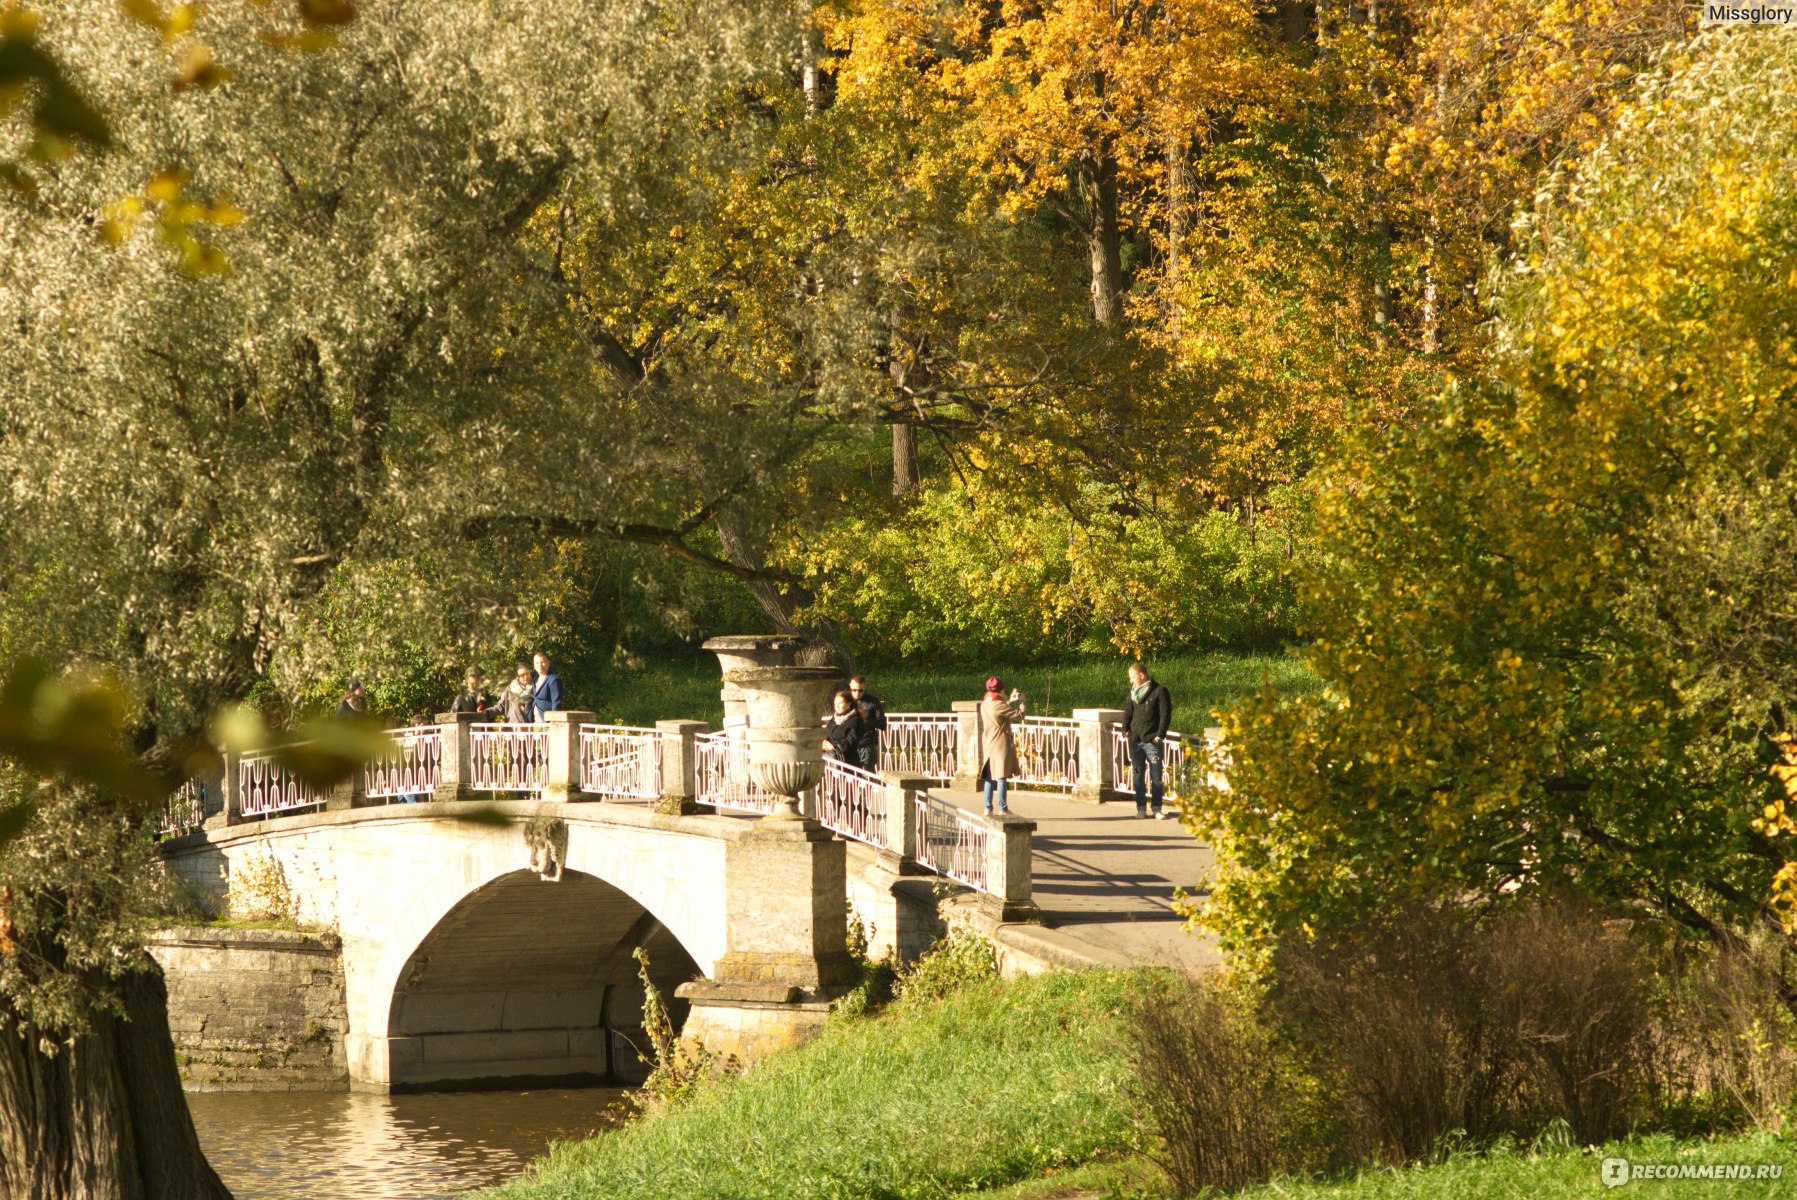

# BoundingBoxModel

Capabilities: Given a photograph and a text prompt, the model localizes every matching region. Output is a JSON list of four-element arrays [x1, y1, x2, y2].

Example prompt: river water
[[187, 1087, 631, 1200]]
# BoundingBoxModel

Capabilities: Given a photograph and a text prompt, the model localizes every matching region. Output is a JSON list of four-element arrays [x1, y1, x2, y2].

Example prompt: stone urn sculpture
[[703, 637, 840, 822]]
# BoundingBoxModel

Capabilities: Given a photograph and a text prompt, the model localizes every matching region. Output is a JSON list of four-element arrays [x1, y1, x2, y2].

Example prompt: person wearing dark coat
[[335, 677, 367, 719], [452, 668, 497, 716], [823, 689, 868, 765], [1123, 661, 1173, 819], [848, 675, 887, 772]]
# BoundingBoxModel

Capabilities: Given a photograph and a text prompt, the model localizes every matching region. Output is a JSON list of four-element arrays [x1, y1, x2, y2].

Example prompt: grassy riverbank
[[581, 647, 1319, 728], [478, 970, 1146, 1200], [475, 968, 1795, 1200]]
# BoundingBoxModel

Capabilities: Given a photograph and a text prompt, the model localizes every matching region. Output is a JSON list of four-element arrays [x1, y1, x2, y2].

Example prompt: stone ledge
[[147, 925, 342, 953], [676, 980, 805, 1006], [162, 797, 756, 852]]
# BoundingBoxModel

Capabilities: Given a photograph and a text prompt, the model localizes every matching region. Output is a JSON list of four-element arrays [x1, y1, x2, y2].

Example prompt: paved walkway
[[935, 787, 1220, 974]]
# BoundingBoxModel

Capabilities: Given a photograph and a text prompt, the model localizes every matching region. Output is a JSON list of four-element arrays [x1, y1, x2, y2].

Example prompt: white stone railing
[[469, 722, 549, 792], [815, 756, 886, 847], [878, 713, 957, 781], [238, 749, 329, 818], [914, 790, 991, 892], [1012, 716, 1080, 789], [578, 724, 662, 800], [1108, 725, 1191, 801], [364, 725, 443, 800]]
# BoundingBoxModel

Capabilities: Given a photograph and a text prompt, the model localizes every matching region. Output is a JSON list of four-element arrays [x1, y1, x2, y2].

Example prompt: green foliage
[[892, 919, 998, 1006], [629, 947, 734, 1116], [1197, 29, 1797, 962], [798, 484, 1306, 661]]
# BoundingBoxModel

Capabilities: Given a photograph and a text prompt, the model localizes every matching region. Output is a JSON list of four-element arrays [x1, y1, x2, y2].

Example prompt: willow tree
[[0, 1, 795, 1194], [1197, 29, 1797, 999]]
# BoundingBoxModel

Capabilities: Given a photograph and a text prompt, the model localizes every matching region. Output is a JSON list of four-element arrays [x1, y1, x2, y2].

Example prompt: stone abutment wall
[[147, 926, 349, 1091]]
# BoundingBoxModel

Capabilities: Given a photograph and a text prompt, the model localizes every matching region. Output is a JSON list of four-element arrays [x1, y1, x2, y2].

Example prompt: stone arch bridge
[[158, 701, 1207, 1091]]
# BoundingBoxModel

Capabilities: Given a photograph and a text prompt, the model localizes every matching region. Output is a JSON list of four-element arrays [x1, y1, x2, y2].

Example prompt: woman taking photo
[[977, 675, 1025, 815]]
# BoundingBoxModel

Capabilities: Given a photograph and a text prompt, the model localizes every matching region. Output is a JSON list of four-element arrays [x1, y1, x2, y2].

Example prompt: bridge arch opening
[[384, 868, 700, 1091]]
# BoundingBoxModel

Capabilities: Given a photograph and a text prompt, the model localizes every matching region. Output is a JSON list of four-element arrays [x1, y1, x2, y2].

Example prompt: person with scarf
[[1123, 661, 1173, 818]]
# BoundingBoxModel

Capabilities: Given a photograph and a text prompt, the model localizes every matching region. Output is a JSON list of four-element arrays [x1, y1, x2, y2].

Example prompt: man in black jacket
[[848, 675, 887, 772], [1123, 661, 1173, 819]]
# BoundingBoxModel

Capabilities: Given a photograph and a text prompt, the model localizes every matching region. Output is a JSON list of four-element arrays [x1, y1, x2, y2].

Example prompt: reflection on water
[[187, 1087, 630, 1200]]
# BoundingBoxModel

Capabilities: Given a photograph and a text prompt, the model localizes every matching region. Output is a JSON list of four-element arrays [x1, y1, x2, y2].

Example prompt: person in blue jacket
[[531, 651, 563, 718]]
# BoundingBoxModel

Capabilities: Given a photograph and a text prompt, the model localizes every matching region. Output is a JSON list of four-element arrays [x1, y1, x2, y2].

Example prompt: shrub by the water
[[1128, 975, 1316, 1194]]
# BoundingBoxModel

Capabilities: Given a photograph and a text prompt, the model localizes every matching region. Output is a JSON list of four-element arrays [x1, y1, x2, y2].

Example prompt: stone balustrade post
[[217, 752, 245, 827], [543, 710, 597, 803], [984, 813, 1038, 921], [951, 700, 983, 789], [879, 773, 930, 869], [1072, 707, 1125, 804], [656, 719, 708, 815], [326, 765, 365, 812], [433, 712, 477, 803]]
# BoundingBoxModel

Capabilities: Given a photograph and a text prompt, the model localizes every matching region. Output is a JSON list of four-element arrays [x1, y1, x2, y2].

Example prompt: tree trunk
[[712, 512, 856, 674], [1277, 1, 1312, 43], [1082, 153, 1125, 328], [891, 422, 919, 497], [0, 964, 231, 1200]]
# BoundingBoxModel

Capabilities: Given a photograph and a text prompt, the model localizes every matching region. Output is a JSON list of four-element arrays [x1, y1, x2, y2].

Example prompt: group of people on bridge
[[333, 653, 567, 726], [823, 662, 1176, 820], [336, 652, 1177, 819]]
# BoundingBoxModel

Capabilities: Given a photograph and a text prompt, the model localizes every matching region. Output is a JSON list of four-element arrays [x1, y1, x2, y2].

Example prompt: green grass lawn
[[964, 1134, 1797, 1199], [476, 970, 1146, 1200], [576, 647, 1319, 729]]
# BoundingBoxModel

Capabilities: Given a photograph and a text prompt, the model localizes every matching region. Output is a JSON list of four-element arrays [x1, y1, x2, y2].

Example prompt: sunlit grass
[[579, 647, 1320, 729]]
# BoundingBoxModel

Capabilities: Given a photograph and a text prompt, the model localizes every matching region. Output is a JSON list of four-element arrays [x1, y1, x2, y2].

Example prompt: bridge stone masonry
[[157, 636, 1220, 1092]]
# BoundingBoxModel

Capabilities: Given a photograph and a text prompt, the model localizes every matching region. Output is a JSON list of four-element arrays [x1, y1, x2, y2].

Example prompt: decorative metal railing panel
[[1109, 725, 1192, 801], [694, 730, 777, 815], [469, 723, 549, 792], [156, 776, 209, 837], [914, 791, 991, 893], [879, 713, 958, 781], [877, 713, 957, 780], [579, 724, 662, 800], [1012, 717, 1080, 789], [238, 751, 329, 818], [364, 726, 443, 800], [816, 756, 886, 847]]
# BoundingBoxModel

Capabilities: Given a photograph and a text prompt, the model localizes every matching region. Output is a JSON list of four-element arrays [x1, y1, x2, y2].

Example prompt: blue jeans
[[982, 776, 1009, 814], [1130, 741, 1164, 812]]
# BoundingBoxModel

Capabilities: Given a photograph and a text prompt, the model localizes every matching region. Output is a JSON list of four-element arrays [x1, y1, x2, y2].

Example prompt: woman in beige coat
[[977, 675, 1026, 815]]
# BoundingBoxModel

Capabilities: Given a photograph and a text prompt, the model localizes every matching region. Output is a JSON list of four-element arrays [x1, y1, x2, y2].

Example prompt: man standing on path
[[848, 674, 887, 772], [1123, 661, 1172, 819], [531, 651, 563, 718]]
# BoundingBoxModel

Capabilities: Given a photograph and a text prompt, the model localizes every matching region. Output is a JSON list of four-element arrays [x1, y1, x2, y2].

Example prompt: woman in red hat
[[976, 675, 1026, 815]]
